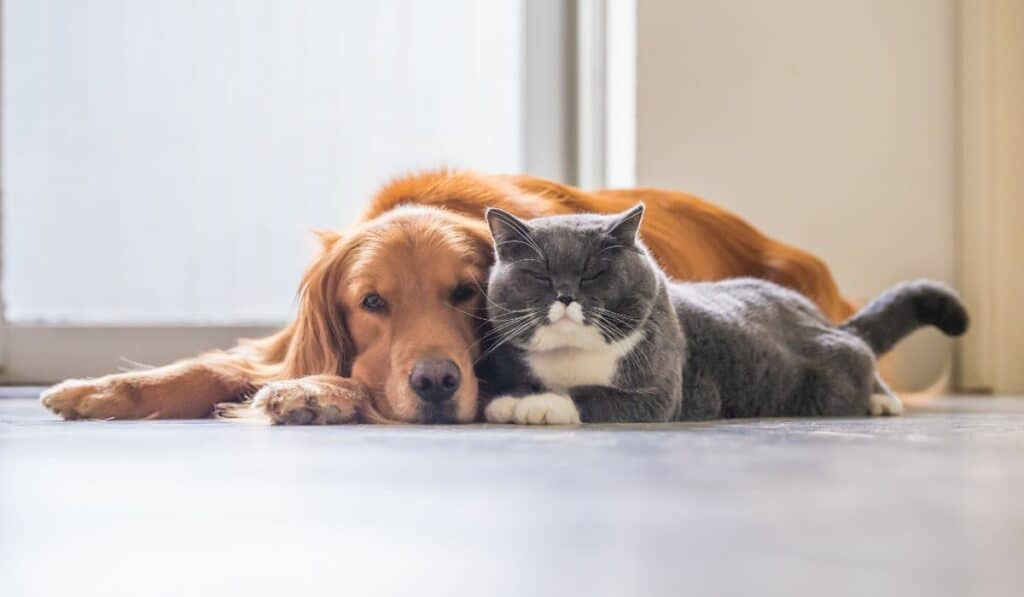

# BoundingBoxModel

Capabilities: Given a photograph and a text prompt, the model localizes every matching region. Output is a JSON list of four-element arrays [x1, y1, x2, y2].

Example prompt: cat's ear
[[606, 203, 645, 246], [485, 207, 534, 260]]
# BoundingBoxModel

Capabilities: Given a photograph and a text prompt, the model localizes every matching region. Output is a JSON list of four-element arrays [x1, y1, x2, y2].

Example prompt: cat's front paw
[[484, 396, 520, 423], [512, 392, 580, 425]]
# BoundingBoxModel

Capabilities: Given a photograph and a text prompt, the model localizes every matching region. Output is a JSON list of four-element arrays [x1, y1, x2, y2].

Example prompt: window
[[1, 0, 576, 381]]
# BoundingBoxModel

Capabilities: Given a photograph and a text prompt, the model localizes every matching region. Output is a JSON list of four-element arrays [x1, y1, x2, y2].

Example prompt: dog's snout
[[409, 359, 461, 403], [557, 294, 575, 305]]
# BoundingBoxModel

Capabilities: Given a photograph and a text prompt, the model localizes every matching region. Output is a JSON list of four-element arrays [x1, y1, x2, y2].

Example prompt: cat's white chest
[[526, 348, 618, 391], [525, 322, 644, 392]]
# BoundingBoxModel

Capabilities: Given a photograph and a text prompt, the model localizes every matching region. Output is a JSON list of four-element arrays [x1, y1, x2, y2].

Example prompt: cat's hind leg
[[868, 376, 904, 416]]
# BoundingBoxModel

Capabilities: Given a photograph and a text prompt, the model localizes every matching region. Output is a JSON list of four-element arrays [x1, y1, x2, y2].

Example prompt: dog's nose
[[557, 294, 575, 305], [409, 359, 461, 403]]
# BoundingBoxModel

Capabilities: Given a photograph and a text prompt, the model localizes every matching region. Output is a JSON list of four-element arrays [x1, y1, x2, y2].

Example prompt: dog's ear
[[485, 207, 536, 261], [282, 243, 355, 378], [455, 218, 500, 269], [605, 203, 645, 247]]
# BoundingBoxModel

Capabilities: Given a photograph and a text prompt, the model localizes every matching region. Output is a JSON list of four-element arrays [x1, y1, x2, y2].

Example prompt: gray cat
[[480, 204, 968, 425]]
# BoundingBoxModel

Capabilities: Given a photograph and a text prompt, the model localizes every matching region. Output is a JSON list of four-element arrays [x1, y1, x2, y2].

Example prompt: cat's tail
[[839, 280, 969, 356]]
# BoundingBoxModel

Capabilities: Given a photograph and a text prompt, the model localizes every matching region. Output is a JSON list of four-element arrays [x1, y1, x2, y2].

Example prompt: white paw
[[484, 396, 520, 423], [868, 393, 904, 416], [512, 392, 580, 425]]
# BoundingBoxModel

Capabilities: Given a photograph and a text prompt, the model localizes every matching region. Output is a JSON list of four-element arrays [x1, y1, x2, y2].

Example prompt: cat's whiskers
[[474, 314, 543, 365], [595, 314, 628, 333], [443, 302, 490, 322], [590, 316, 624, 342], [597, 312, 637, 325], [442, 290, 539, 327], [476, 315, 537, 342], [593, 307, 644, 340], [490, 305, 545, 319], [485, 309, 547, 331], [586, 307, 631, 338], [592, 312, 653, 378], [470, 277, 539, 315], [467, 310, 543, 355], [592, 306, 640, 325]]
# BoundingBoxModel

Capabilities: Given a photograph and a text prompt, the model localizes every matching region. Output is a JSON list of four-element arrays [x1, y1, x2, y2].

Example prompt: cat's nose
[[557, 294, 575, 305], [409, 359, 461, 404]]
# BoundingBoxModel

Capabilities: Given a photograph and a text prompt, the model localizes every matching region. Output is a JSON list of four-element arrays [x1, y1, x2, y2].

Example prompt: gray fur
[[482, 205, 969, 423]]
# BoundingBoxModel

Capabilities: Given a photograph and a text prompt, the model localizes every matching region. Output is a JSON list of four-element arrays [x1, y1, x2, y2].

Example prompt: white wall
[[635, 0, 957, 389]]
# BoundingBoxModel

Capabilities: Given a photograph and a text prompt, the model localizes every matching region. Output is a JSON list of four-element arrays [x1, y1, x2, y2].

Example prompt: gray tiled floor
[[2, 392, 1022, 597]]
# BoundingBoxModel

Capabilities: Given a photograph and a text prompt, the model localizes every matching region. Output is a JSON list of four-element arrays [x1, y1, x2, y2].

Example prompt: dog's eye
[[361, 293, 387, 312], [451, 284, 475, 304]]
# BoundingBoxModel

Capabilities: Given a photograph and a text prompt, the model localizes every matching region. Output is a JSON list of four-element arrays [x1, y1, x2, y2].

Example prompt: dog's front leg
[[217, 375, 371, 425], [41, 353, 254, 420]]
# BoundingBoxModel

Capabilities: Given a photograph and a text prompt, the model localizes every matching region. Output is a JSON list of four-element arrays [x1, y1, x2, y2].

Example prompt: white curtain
[[3, 0, 524, 323]]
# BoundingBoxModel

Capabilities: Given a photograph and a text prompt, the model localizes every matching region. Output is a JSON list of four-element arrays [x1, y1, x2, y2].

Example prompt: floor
[[1, 391, 1022, 597]]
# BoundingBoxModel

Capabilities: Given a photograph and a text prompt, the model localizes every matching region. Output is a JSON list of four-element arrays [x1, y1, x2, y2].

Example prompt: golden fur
[[41, 170, 855, 424]]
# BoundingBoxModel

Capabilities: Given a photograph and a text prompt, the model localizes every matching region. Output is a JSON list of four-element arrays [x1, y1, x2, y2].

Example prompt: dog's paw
[[484, 396, 520, 423], [41, 379, 138, 420], [511, 392, 580, 425], [220, 379, 362, 425], [868, 393, 904, 416]]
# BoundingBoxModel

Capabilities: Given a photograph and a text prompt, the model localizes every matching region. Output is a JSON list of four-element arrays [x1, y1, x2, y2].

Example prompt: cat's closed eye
[[524, 270, 550, 283], [582, 267, 609, 282]]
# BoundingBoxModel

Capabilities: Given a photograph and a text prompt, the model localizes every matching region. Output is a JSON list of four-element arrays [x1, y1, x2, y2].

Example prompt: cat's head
[[484, 204, 660, 352]]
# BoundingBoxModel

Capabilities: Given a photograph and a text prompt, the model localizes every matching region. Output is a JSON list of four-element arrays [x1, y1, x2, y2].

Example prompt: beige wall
[[958, 0, 1024, 393], [636, 0, 957, 389]]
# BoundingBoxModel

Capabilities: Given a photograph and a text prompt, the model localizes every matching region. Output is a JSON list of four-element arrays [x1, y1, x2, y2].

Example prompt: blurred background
[[1, 0, 1021, 393]]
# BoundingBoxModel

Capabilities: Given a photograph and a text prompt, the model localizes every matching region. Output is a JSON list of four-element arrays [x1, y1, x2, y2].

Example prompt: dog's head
[[284, 206, 494, 423]]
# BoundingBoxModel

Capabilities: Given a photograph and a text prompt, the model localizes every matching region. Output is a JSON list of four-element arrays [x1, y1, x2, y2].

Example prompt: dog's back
[[364, 169, 855, 322]]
